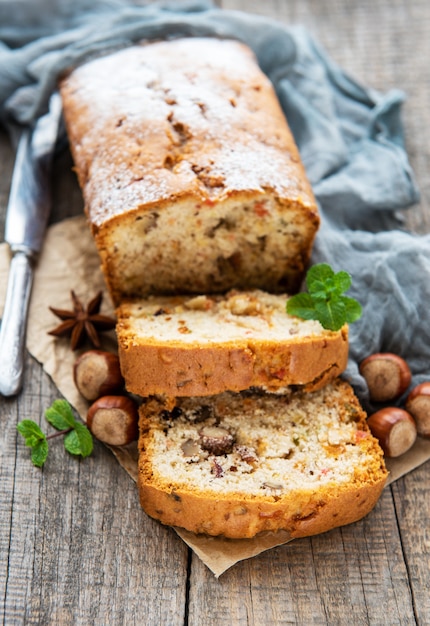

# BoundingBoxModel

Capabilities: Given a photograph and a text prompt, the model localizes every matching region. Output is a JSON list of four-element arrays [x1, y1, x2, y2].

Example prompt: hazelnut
[[367, 407, 417, 457], [73, 350, 124, 401], [262, 481, 284, 490], [359, 353, 411, 402], [87, 395, 138, 446], [405, 382, 430, 437], [199, 425, 235, 455], [181, 438, 200, 457]]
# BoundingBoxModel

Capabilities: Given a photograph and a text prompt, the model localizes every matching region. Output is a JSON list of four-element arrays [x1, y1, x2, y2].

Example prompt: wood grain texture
[[187, 490, 416, 625], [0, 359, 189, 625], [1, 1, 430, 624]]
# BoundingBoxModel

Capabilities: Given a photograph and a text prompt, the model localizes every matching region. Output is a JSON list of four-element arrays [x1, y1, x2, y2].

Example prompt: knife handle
[[0, 251, 34, 396]]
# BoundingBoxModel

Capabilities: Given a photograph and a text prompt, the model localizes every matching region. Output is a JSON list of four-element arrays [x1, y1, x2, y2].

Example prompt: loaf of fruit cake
[[59, 37, 319, 305]]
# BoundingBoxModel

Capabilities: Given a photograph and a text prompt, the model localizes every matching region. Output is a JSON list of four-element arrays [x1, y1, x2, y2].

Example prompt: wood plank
[[391, 467, 430, 625], [0, 360, 189, 625], [187, 489, 415, 625]]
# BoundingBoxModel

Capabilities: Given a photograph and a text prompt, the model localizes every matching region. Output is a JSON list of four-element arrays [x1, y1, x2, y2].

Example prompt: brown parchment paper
[[1, 216, 430, 577]]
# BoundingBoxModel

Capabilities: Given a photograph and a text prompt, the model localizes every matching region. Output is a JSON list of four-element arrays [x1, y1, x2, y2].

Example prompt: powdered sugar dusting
[[60, 37, 317, 227]]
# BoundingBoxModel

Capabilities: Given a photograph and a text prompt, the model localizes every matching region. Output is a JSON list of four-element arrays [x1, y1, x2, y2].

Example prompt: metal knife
[[0, 92, 62, 396]]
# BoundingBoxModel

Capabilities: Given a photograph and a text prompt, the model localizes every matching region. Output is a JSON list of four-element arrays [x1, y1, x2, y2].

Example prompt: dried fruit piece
[[234, 444, 257, 463]]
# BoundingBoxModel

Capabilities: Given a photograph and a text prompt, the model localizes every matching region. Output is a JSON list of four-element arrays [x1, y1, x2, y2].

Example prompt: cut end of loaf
[[137, 379, 388, 538], [97, 192, 318, 304]]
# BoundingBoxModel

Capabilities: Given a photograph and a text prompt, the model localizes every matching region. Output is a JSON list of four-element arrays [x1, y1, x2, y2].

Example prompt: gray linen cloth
[[0, 0, 427, 409]]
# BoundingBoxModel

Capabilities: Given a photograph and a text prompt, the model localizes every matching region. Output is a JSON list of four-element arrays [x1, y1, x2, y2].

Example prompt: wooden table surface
[[1, 1, 430, 624]]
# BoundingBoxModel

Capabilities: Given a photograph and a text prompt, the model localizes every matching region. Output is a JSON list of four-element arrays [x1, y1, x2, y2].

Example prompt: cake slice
[[137, 379, 388, 539], [116, 290, 349, 398], [59, 37, 319, 305]]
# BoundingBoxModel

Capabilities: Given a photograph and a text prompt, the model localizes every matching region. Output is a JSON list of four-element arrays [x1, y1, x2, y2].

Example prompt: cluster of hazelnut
[[360, 353, 430, 458], [73, 350, 139, 447]]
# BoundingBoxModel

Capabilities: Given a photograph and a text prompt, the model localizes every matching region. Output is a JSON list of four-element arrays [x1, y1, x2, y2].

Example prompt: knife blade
[[0, 92, 62, 396]]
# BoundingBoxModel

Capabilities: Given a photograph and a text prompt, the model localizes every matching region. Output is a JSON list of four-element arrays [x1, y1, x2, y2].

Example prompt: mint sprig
[[16, 420, 49, 467], [17, 399, 93, 467], [286, 263, 362, 331]]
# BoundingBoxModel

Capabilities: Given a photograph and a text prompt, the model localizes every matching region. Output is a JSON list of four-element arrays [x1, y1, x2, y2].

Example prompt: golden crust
[[117, 323, 349, 397], [138, 476, 386, 540], [137, 380, 388, 539]]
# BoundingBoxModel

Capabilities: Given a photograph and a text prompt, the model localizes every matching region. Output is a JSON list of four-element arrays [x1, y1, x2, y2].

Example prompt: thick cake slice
[[116, 290, 349, 397], [137, 379, 388, 539], [59, 37, 319, 305]]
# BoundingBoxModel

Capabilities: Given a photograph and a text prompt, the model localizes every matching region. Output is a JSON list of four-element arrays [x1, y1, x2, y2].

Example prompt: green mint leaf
[[314, 299, 347, 332], [31, 439, 49, 467], [17, 421, 48, 467], [17, 403, 94, 466], [307, 264, 352, 300], [306, 263, 336, 298], [341, 296, 363, 323], [286, 293, 317, 319], [286, 263, 362, 331], [64, 423, 93, 458], [73, 423, 94, 457], [45, 399, 77, 431], [333, 270, 352, 294], [17, 420, 46, 448]]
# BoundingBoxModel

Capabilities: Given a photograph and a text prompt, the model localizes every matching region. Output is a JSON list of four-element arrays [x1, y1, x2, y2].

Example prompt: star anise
[[48, 290, 116, 350]]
